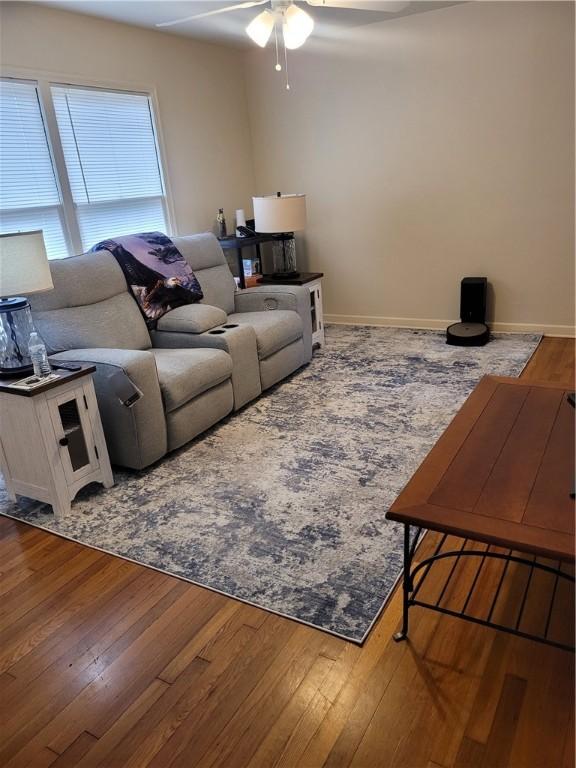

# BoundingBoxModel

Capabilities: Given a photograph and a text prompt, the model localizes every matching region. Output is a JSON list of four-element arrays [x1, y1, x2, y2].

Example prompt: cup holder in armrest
[[208, 324, 239, 334]]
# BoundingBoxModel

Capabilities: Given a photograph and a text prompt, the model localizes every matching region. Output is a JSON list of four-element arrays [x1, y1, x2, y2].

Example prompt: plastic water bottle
[[29, 332, 51, 377]]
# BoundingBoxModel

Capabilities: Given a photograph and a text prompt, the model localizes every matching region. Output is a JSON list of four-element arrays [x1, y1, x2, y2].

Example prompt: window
[[0, 79, 68, 259], [0, 78, 169, 258], [51, 85, 167, 249]]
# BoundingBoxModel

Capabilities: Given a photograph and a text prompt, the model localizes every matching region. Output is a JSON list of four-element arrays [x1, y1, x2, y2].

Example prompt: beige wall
[[1, 2, 573, 333], [245, 1, 575, 334], [0, 1, 255, 238]]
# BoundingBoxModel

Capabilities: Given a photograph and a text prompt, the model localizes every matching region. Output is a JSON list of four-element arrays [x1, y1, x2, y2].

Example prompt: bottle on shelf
[[216, 208, 227, 238], [28, 332, 51, 377]]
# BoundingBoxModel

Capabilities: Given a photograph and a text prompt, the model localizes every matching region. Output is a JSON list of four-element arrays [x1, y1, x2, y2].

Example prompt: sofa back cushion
[[172, 234, 236, 315], [29, 250, 151, 353]]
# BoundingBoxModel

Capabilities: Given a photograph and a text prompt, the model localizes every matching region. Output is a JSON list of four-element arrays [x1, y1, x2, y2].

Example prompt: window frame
[[1, 68, 176, 257]]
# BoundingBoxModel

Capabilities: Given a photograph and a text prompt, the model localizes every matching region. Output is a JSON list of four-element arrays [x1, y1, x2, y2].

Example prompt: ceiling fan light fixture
[[246, 9, 274, 47], [282, 4, 314, 50]]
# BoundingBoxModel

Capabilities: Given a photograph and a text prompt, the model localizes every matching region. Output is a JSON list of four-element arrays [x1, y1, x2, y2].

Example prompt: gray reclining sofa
[[30, 233, 312, 470]]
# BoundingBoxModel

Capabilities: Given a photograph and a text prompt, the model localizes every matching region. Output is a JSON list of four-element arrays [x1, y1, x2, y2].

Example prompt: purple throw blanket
[[92, 232, 203, 328]]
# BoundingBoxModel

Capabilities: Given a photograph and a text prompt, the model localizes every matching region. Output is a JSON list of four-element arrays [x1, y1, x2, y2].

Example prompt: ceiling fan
[[157, 1, 409, 88]]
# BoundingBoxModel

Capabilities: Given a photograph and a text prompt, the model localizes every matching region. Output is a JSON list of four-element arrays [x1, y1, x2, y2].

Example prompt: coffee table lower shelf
[[393, 524, 575, 653]]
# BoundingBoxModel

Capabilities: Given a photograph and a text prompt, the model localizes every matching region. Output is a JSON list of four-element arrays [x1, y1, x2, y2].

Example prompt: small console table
[[0, 366, 113, 520], [387, 376, 575, 652], [218, 233, 282, 289]]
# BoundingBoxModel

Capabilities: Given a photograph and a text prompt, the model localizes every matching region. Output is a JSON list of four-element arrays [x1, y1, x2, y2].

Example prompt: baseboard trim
[[324, 314, 575, 338]]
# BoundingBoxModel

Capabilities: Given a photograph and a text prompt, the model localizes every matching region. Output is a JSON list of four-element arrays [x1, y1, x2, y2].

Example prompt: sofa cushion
[[157, 304, 227, 334], [197, 266, 237, 315], [172, 233, 228, 271], [152, 348, 232, 413], [226, 310, 303, 360], [34, 293, 152, 354], [173, 234, 237, 315], [30, 250, 128, 311], [30, 250, 152, 353]]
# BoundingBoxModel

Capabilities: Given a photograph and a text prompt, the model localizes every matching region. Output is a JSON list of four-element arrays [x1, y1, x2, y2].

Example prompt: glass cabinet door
[[310, 288, 319, 335], [47, 389, 99, 483]]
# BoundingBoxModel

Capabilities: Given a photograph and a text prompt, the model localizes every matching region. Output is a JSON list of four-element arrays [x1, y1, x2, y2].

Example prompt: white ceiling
[[34, 1, 464, 47]]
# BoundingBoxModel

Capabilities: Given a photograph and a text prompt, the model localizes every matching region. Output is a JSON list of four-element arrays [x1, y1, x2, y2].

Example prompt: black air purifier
[[446, 277, 490, 346]]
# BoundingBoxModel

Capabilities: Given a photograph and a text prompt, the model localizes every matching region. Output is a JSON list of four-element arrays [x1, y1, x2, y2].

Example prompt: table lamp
[[0, 231, 54, 377], [253, 193, 307, 279]]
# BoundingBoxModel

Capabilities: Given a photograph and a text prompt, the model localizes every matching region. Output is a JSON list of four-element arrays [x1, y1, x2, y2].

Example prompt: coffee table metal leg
[[394, 523, 413, 642], [392, 529, 574, 652]]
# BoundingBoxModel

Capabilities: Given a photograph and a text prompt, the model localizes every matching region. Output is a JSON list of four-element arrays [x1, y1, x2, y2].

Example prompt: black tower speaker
[[447, 277, 490, 346]]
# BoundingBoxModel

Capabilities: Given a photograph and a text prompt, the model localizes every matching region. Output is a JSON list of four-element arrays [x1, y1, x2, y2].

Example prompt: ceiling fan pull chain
[[284, 34, 290, 90], [274, 23, 281, 71]]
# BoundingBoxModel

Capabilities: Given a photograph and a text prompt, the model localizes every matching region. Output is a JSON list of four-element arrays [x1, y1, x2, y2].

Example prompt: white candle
[[235, 209, 246, 236]]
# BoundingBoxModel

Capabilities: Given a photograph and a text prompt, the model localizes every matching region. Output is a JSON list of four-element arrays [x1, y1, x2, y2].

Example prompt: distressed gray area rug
[[0, 326, 540, 642]]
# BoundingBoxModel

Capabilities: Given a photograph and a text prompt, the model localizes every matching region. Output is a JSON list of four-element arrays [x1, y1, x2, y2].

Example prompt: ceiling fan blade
[[156, 0, 268, 28], [306, 0, 410, 11]]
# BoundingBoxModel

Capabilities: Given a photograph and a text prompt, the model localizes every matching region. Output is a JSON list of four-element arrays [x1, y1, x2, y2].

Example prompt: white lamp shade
[[253, 194, 307, 233], [0, 230, 53, 297], [283, 5, 314, 50], [246, 9, 274, 47]]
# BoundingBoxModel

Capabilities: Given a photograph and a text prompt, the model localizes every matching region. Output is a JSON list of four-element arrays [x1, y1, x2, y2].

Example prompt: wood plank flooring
[[1, 336, 574, 768]]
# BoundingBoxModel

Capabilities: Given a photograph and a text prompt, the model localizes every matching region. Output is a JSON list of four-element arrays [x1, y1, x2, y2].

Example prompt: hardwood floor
[[1, 337, 574, 768]]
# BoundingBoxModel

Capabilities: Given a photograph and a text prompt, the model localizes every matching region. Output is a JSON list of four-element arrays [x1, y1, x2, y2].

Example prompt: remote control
[[237, 225, 257, 237]]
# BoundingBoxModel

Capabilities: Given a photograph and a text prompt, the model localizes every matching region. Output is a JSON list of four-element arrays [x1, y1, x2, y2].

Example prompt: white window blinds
[[0, 79, 68, 259], [51, 85, 167, 249]]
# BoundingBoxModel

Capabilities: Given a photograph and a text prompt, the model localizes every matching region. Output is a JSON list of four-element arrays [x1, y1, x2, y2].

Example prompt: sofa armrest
[[234, 285, 313, 360], [50, 349, 167, 470], [156, 304, 227, 334]]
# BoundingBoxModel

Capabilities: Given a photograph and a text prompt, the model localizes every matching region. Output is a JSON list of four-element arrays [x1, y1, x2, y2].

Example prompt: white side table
[[0, 366, 113, 520], [258, 272, 325, 348]]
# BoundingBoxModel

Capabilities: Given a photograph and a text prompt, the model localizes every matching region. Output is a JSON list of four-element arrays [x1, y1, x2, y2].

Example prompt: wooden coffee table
[[386, 375, 575, 652]]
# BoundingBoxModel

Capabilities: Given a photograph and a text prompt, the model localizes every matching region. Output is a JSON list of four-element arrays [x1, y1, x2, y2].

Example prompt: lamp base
[[0, 296, 35, 375], [271, 235, 298, 276]]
